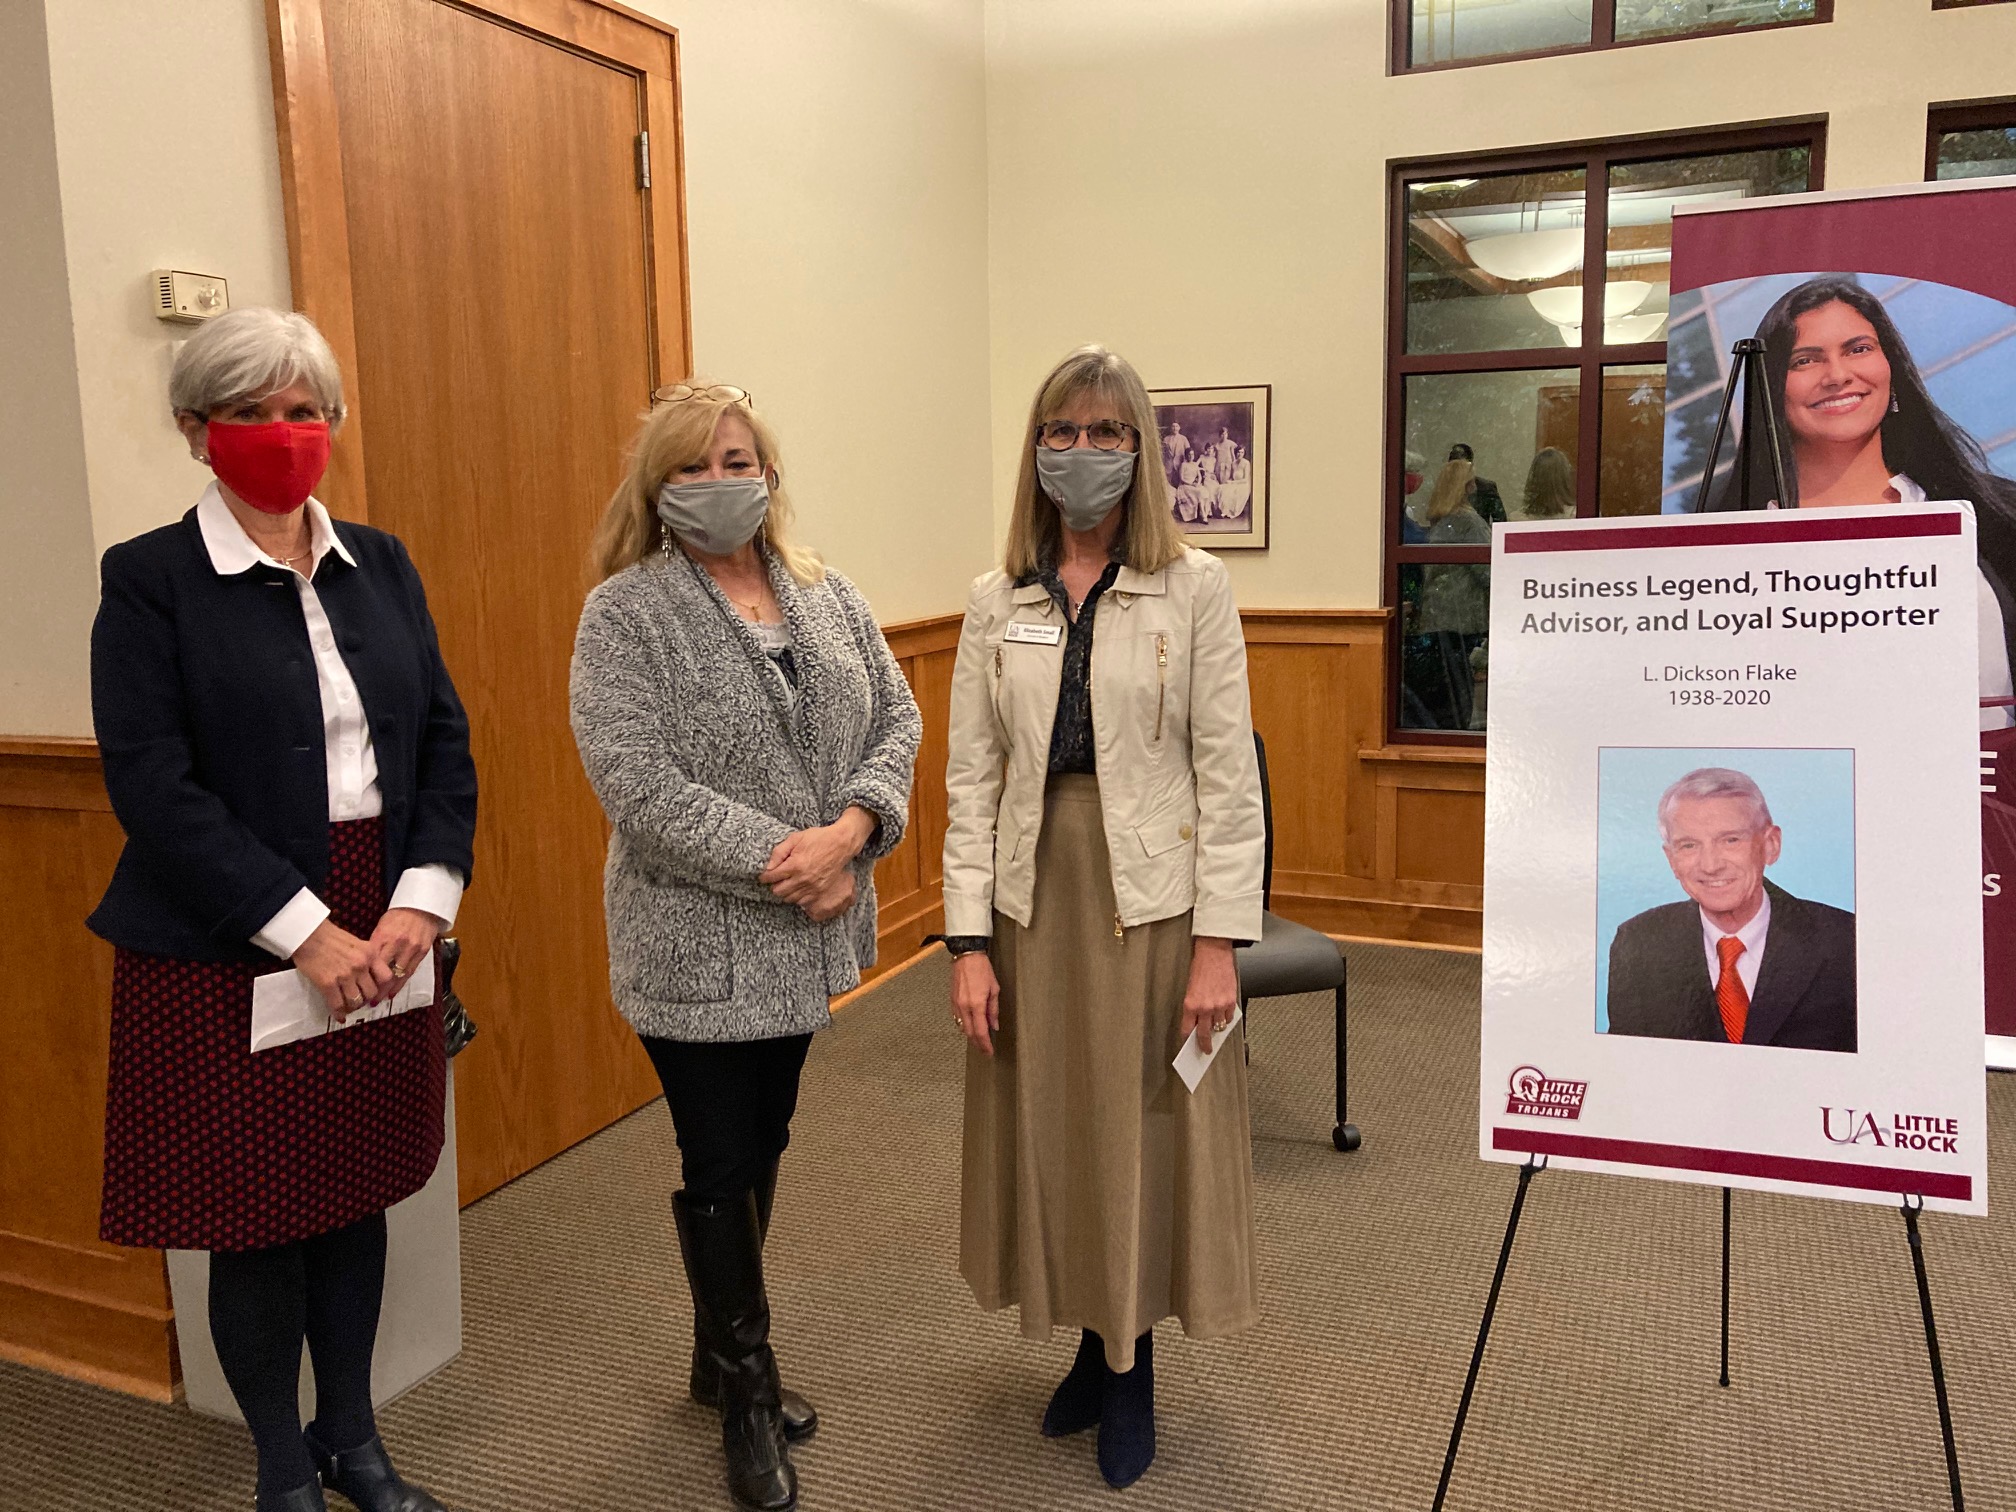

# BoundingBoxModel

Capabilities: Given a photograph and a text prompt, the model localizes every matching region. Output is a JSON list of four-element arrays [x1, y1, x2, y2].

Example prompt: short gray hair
[[1657, 767, 1773, 842], [169, 307, 347, 429]]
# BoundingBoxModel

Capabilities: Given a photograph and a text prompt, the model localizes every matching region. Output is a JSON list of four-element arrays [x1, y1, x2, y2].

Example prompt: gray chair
[[1236, 732, 1361, 1152]]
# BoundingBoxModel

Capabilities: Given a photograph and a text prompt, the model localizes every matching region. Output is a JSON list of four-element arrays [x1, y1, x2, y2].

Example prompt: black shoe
[[674, 1189, 799, 1512], [1096, 1332, 1156, 1490], [691, 1355, 820, 1443], [303, 1429, 446, 1512], [689, 1164, 818, 1443], [258, 1482, 328, 1512], [1041, 1329, 1105, 1438]]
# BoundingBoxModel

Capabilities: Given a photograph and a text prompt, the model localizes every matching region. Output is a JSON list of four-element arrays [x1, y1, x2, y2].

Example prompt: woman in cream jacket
[[943, 344, 1266, 1491]]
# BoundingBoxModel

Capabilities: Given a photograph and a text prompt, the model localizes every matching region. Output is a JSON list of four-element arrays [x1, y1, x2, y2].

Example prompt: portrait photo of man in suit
[[1605, 766, 1857, 1052]]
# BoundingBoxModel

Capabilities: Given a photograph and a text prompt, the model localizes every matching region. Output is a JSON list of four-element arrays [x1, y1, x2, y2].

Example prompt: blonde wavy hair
[[589, 387, 823, 586], [1003, 345, 1185, 580]]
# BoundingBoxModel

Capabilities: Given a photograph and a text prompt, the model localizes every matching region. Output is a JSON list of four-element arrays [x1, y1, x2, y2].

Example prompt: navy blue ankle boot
[[1041, 1329, 1105, 1437], [1096, 1331, 1155, 1489]]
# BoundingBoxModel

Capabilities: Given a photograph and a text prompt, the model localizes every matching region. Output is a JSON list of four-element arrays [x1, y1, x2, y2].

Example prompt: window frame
[[1382, 121, 1826, 746], [1391, 0, 1833, 74], [1925, 97, 2016, 180]]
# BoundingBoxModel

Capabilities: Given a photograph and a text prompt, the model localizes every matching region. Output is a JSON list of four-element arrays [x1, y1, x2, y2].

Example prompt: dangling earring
[[1889, 394, 1900, 415]]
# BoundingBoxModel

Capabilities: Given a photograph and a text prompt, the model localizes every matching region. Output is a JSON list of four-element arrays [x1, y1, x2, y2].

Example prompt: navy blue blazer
[[88, 508, 478, 963]]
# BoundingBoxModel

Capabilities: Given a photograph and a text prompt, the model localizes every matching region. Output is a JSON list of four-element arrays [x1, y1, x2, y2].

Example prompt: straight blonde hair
[[1003, 345, 1185, 580], [589, 389, 823, 586], [1425, 458, 1476, 523]]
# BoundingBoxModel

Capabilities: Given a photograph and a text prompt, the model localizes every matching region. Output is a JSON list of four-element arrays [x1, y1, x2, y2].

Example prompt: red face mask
[[206, 421, 331, 515]]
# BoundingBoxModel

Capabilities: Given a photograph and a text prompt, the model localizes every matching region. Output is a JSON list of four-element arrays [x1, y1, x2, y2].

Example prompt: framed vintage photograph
[[1149, 384, 1271, 551]]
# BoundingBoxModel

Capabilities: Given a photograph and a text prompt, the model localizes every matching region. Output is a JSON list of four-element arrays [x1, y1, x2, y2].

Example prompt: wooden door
[[268, 0, 688, 1202]]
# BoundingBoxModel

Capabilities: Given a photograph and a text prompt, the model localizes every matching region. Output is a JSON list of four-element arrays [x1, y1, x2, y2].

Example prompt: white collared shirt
[[1699, 887, 1771, 1002], [1888, 475, 2014, 731], [195, 484, 464, 958]]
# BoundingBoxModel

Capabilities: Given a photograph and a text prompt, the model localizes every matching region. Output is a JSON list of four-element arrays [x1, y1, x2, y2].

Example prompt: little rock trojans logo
[[1505, 1066, 1587, 1120]]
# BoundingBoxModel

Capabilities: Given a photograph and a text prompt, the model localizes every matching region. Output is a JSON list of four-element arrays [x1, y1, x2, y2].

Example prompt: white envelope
[[1172, 1007, 1242, 1094], [250, 951, 436, 1054]]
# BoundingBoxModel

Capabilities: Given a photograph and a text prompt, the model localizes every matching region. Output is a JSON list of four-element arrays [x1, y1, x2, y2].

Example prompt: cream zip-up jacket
[[942, 544, 1265, 942]]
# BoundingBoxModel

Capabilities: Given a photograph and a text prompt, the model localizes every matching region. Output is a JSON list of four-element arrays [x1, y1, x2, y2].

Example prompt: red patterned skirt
[[100, 818, 446, 1252]]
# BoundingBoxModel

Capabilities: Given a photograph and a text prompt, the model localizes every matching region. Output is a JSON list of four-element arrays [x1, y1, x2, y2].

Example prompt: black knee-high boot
[[674, 1188, 797, 1512], [687, 1163, 818, 1441], [1098, 1331, 1156, 1490]]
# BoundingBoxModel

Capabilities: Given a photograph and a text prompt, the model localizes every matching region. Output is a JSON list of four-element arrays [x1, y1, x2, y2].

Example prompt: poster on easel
[[1479, 503, 1985, 1214], [1662, 175, 2016, 1067]]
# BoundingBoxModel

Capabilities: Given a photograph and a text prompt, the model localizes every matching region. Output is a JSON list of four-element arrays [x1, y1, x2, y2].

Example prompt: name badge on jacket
[[1003, 621, 1063, 646]]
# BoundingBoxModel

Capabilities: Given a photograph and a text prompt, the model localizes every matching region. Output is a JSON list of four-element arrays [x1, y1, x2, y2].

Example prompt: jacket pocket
[[994, 810, 1027, 871], [1131, 796, 1197, 859], [610, 866, 733, 1004]]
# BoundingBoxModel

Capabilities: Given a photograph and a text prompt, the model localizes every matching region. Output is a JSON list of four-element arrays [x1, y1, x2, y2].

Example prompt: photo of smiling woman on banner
[[1690, 274, 2016, 730]]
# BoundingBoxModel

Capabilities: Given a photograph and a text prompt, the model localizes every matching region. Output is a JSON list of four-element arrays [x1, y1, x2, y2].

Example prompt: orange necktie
[[1715, 935, 1748, 1044]]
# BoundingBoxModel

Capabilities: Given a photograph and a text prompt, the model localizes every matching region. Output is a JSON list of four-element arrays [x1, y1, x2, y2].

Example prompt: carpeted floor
[[8, 941, 2016, 1511]]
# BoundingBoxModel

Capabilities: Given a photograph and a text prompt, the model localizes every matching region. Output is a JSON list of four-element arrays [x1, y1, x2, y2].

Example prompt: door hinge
[[636, 131, 651, 190]]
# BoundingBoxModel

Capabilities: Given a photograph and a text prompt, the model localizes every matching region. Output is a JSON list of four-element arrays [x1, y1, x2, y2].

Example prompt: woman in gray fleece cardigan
[[570, 385, 919, 1512]]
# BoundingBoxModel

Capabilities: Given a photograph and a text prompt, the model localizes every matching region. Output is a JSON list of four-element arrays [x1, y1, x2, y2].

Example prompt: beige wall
[[624, 0, 994, 623], [981, 0, 2016, 607], [13, 0, 2016, 733], [41, 0, 297, 567], [5, 0, 993, 737], [0, 0, 99, 736]]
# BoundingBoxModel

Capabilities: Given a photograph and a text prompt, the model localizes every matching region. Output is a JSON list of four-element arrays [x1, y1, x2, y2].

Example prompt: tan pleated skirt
[[960, 774, 1261, 1373]]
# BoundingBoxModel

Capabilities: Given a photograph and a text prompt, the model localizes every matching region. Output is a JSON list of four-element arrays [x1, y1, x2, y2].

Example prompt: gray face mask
[[656, 476, 771, 556], [1035, 447, 1136, 533]]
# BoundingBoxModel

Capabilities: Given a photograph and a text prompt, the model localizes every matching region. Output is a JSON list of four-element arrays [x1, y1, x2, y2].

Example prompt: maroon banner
[[1667, 181, 2016, 1047]]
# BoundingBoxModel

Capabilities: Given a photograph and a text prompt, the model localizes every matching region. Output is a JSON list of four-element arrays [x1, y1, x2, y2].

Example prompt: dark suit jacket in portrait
[[1604, 880, 1857, 1053]]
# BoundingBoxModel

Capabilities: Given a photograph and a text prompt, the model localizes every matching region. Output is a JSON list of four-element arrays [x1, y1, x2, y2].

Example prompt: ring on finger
[[389, 962, 408, 979]]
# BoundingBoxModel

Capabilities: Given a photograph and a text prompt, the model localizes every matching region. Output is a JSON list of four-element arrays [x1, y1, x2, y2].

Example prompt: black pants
[[207, 1210, 387, 1500], [640, 1033, 812, 1207]]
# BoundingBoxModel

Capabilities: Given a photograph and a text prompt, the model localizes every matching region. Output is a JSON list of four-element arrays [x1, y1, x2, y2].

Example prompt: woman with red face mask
[[87, 307, 476, 1512]]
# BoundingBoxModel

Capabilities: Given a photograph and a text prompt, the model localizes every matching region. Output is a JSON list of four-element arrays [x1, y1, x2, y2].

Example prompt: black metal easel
[[1690, 336, 1793, 515], [1430, 339, 1968, 1511]]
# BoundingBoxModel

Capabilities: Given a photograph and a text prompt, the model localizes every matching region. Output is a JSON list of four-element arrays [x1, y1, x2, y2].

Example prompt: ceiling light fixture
[[1526, 280, 1650, 327]]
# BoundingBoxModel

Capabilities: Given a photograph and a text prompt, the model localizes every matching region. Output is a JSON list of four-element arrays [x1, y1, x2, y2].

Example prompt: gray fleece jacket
[[569, 545, 921, 1041]]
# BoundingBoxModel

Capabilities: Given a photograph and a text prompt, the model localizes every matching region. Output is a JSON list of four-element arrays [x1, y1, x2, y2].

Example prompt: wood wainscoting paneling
[[0, 616, 963, 1395], [0, 603, 1473, 1398], [1241, 611, 1484, 948], [865, 614, 961, 982], [0, 739, 177, 1401], [878, 607, 1484, 955]]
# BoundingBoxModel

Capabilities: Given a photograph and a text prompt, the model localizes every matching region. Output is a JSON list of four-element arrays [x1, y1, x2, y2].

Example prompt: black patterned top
[[1038, 558, 1121, 775]]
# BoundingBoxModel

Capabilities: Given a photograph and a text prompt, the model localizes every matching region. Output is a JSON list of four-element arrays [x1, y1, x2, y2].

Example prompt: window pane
[[1402, 369, 1582, 537], [1410, 0, 1590, 66], [1400, 565, 1492, 732], [1934, 126, 2016, 182], [1406, 168, 1587, 356], [1598, 364, 1667, 515], [1615, 0, 1816, 43], [1602, 146, 1811, 349]]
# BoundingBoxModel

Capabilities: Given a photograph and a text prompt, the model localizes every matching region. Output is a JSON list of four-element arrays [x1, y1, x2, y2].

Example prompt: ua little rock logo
[[1506, 1066, 1588, 1120], [1822, 1107, 1961, 1154]]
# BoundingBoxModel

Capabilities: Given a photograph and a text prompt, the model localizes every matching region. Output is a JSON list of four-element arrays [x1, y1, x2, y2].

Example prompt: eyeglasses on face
[[1036, 418, 1139, 452], [653, 383, 754, 407]]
